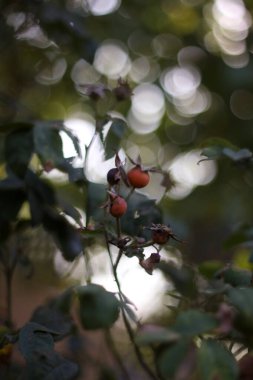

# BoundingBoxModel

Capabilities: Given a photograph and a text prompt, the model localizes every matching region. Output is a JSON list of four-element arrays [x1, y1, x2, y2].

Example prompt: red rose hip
[[127, 166, 150, 188], [110, 196, 127, 217]]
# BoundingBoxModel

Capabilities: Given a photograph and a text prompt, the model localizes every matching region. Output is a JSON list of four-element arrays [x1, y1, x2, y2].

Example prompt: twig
[[104, 230, 159, 380]]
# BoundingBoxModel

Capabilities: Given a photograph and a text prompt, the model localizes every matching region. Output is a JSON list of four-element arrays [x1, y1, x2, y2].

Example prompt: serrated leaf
[[198, 340, 238, 380], [4, 128, 34, 177], [172, 310, 218, 337], [104, 118, 127, 159], [77, 284, 120, 330]]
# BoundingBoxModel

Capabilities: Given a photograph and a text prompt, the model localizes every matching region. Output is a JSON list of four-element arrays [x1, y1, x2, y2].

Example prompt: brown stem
[[5, 269, 13, 328], [104, 231, 159, 380]]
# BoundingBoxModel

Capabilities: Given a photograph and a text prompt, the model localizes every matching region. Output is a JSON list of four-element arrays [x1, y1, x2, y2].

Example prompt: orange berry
[[110, 196, 127, 217], [127, 166, 150, 188]]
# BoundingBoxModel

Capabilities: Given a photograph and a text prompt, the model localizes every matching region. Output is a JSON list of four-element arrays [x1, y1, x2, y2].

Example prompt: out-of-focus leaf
[[135, 325, 180, 346], [223, 147, 252, 162], [198, 260, 224, 279], [121, 191, 162, 237], [77, 284, 120, 330], [224, 225, 253, 249], [172, 310, 218, 337], [34, 121, 70, 172], [19, 322, 79, 380], [227, 287, 253, 333], [104, 118, 127, 159], [31, 305, 74, 340], [43, 209, 83, 261], [18, 322, 57, 360], [86, 182, 107, 224], [157, 262, 197, 298], [198, 340, 238, 380], [157, 340, 196, 380], [0, 122, 34, 134], [25, 170, 56, 225], [4, 128, 34, 177], [57, 196, 83, 227], [215, 266, 252, 287], [48, 288, 74, 315]]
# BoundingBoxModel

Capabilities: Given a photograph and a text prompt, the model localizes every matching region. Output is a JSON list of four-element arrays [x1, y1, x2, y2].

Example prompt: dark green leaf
[[31, 305, 74, 340], [77, 284, 120, 330], [198, 340, 238, 380], [224, 225, 253, 249], [0, 181, 26, 222], [157, 262, 197, 298], [157, 340, 196, 379], [104, 118, 127, 159], [227, 287, 253, 333], [18, 322, 56, 360], [172, 310, 218, 337], [135, 325, 180, 346], [34, 121, 69, 172], [43, 210, 83, 261], [4, 128, 34, 177], [218, 267, 252, 287]]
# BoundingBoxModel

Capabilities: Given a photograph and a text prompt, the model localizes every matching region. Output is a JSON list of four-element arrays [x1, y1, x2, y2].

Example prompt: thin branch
[[104, 230, 159, 380]]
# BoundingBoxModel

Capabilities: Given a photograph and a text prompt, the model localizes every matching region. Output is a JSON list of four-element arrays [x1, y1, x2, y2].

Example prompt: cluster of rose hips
[[105, 154, 183, 274], [106, 154, 150, 218]]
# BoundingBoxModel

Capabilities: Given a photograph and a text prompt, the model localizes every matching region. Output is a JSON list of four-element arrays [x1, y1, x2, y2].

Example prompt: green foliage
[[77, 284, 120, 330], [198, 340, 238, 380]]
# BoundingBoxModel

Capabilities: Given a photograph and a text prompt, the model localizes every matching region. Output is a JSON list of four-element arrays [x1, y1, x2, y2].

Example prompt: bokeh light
[[94, 40, 131, 78], [129, 83, 165, 134], [204, 0, 252, 68], [83, 0, 121, 16], [166, 150, 217, 199]]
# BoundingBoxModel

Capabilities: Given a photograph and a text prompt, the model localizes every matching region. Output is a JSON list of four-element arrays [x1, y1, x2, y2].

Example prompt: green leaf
[[135, 325, 180, 346], [218, 267, 252, 287], [198, 340, 238, 380], [33, 121, 69, 172], [18, 322, 56, 360], [77, 284, 120, 330], [19, 322, 79, 380], [104, 118, 127, 159], [4, 128, 34, 177], [227, 287, 253, 333], [198, 260, 224, 279], [43, 209, 83, 261], [157, 262, 197, 298], [30, 305, 74, 340], [121, 191, 162, 237], [172, 310, 218, 337], [157, 340, 196, 379], [223, 225, 253, 249]]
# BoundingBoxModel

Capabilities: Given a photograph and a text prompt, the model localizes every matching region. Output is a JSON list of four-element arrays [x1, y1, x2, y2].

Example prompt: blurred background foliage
[[2, 1, 253, 265], [1, 0, 253, 288]]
